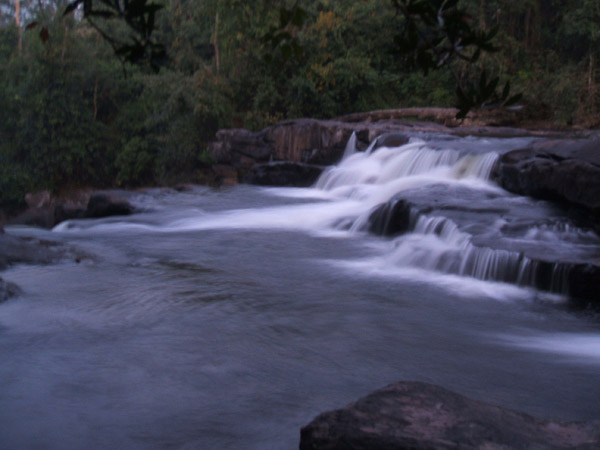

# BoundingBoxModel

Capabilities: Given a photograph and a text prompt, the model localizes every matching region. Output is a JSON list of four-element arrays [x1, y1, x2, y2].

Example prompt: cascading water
[[312, 135, 599, 297], [50, 133, 600, 300], [3, 133, 600, 450]]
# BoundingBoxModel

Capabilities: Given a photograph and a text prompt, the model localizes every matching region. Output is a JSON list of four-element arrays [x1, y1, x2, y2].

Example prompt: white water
[[3, 134, 600, 449], [53, 135, 598, 297]]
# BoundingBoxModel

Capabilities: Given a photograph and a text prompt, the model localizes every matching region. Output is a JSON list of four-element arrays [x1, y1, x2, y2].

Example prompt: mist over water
[[2, 134, 600, 449]]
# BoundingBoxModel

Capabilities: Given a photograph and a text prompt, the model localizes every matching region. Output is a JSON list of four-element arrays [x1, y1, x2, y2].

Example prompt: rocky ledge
[[492, 137, 600, 220], [206, 111, 598, 209], [8, 190, 134, 229], [366, 192, 600, 307], [300, 381, 600, 450]]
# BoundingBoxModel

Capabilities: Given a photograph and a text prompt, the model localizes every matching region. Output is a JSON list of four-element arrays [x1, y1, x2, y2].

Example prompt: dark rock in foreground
[[493, 138, 600, 219], [300, 381, 600, 450], [243, 162, 324, 187]]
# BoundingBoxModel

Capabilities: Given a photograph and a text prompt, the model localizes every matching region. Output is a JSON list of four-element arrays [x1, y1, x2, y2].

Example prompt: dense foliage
[[0, 0, 598, 207]]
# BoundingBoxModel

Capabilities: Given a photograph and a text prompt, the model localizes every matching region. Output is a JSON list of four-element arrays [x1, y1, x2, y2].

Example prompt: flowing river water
[[1, 134, 600, 449]]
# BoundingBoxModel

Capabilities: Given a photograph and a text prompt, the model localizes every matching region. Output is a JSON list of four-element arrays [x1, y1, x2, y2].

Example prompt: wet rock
[[85, 192, 133, 218], [372, 133, 410, 150], [493, 138, 600, 217], [0, 233, 61, 270], [300, 381, 600, 450], [243, 162, 324, 187], [367, 199, 414, 236]]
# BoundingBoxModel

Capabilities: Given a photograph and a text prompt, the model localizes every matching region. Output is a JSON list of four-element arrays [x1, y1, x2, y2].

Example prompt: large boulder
[[243, 162, 324, 187], [493, 138, 600, 218], [300, 381, 600, 450], [84, 192, 134, 219]]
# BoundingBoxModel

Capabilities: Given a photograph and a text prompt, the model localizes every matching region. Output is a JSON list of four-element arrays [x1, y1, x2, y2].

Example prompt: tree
[[391, 0, 521, 118]]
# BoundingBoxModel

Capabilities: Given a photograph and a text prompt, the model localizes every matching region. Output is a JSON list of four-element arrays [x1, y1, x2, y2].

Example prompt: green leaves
[[455, 72, 523, 120], [63, 0, 165, 71], [393, 0, 499, 73], [263, 5, 307, 64]]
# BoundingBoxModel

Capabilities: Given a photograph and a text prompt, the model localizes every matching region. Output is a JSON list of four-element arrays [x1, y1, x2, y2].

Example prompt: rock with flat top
[[493, 138, 600, 217], [300, 381, 600, 450]]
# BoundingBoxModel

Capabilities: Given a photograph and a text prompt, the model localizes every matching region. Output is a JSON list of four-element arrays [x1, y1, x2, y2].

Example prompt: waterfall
[[315, 138, 498, 193], [311, 135, 598, 297], [342, 131, 358, 159]]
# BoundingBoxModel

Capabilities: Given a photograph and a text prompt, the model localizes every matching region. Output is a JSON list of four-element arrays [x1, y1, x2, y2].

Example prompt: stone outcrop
[[243, 162, 324, 187], [300, 381, 600, 450], [206, 112, 582, 187], [493, 138, 600, 218], [8, 190, 134, 228]]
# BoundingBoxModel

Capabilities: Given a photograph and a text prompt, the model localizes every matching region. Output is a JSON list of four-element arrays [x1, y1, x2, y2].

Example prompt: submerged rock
[[0, 277, 21, 303], [0, 232, 62, 270], [300, 381, 600, 450]]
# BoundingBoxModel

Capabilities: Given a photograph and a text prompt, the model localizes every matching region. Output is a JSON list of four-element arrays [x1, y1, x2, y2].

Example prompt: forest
[[0, 0, 598, 208]]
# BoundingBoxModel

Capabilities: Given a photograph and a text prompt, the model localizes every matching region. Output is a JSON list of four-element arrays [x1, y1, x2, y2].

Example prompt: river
[[1, 134, 600, 449]]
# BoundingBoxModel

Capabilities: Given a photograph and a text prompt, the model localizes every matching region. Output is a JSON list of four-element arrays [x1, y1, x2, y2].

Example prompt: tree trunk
[[14, 0, 21, 54], [93, 77, 99, 121], [213, 12, 220, 74]]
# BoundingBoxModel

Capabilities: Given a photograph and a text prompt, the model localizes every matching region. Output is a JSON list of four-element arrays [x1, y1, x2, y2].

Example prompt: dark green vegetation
[[0, 0, 599, 208]]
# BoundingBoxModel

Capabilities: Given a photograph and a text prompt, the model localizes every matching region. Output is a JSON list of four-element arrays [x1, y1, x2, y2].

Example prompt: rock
[[493, 138, 600, 217], [243, 162, 324, 187], [0, 233, 61, 270], [85, 192, 134, 218], [9, 206, 56, 228], [367, 199, 414, 236], [372, 133, 410, 150], [264, 119, 356, 164], [0, 277, 21, 303], [300, 381, 600, 450], [212, 165, 239, 186], [208, 128, 272, 164], [24, 190, 52, 209], [54, 203, 86, 224]]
